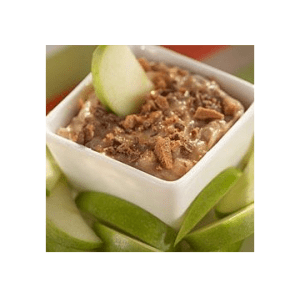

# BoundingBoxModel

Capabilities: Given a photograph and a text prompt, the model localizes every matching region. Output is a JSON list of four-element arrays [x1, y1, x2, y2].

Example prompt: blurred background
[[46, 45, 254, 114]]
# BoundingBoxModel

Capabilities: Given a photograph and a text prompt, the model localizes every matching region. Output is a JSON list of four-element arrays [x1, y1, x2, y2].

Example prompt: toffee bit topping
[[121, 115, 137, 130], [222, 97, 242, 116], [154, 136, 173, 169], [190, 127, 200, 139], [194, 107, 224, 120], [155, 95, 169, 110], [83, 123, 95, 143], [174, 122, 185, 131]]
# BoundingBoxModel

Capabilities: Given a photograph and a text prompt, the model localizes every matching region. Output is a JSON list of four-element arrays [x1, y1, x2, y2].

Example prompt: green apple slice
[[93, 222, 161, 252], [46, 238, 88, 253], [238, 136, 254, 171], [174, 168, 242, 246], [46, 147, 62, 196], [184, 203, 254, 252], [75, 192, 176, 251], [46, 178, 103, 250], [91, 45, 154, 117], [212, 240, 244, 252], [215, 150, 254, 217]]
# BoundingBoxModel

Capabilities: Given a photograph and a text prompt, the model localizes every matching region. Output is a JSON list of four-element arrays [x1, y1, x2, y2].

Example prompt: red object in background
[[46, 46, 229, 114], [46, 85, 77, 115], [162, 45, 228, 61]]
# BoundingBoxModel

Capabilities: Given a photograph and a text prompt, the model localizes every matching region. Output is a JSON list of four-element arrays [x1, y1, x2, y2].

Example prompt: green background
[[1, 1, 299, 297]]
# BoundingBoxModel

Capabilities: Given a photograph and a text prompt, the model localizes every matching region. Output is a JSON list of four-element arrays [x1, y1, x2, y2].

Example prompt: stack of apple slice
[[46, 141, 254, 252], [46, 149, 103, 252], [46, 166, 254, 252], [215, 144, 254, 218], [173, 169, 254, 252], [75, 192, 176, 252], [46, 178, 103, 252], [184, 203, 254, 251]]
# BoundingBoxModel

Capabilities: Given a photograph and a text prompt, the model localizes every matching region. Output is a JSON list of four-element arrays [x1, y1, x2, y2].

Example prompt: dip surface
[[58, 58, 244, 181]]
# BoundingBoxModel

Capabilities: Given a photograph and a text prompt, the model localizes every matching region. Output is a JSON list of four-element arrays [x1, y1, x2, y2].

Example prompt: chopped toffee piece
[[194, 107, 224, 120], [57, 58, 244, 181], [154, 136, 173, 170]]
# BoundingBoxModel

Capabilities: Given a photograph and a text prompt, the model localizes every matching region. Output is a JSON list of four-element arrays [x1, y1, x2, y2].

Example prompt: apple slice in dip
[[92, 45, 154, 117]]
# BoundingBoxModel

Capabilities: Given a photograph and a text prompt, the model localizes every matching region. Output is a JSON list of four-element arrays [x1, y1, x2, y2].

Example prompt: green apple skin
[[46, 147, 62, 196], [91, 45, 154, 117], [215, 150, 254, 218], [212, 240, 244, 252], [174, 239, 244, 252], [238, 136, 254, 171], [75, 192, 176, 252], [93, 222, 161, 252], [91, 45, 110, 108], [185, 203, 254, 252], [46, 178, 103, 251], [46, 219, 102, 251], [175, 168, 242, 246], [46, 237, 88, 253]]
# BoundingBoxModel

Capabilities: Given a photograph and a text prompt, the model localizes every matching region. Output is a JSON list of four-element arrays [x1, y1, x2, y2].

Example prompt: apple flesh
[[93, 222, 160, 252], [46, 178, 103, 251], [91, 45, 154, 117], [184, 203, 254, 252]]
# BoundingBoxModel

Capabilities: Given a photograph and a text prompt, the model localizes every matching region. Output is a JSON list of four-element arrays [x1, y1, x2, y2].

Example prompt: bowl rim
[[46, 45, 254, 186]]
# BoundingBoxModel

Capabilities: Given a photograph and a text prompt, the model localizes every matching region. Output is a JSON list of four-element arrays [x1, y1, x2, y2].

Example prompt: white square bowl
[[46, 45, 254, 230]]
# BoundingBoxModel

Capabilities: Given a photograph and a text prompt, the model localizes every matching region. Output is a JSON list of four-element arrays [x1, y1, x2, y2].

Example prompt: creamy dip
[[58, 58, 244, 181]]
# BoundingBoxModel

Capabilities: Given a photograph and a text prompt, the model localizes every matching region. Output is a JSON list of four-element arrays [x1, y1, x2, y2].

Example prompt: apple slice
[[93, 222, 161, 252], [212, 240, 244, 252], [75, 192, 177, 251], [215, 149, 254, 217], [238, 136, 254, 171], [46, 147, 62, 196], [174, 168, 242, 246], [46, 237, 88, 253], [184, 203, 254, 252], [91, 45, 154, 117], [46, 178, 103, 251]]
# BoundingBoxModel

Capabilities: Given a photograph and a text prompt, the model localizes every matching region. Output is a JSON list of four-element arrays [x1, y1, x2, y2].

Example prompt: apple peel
[[46, 146, 62, 196], [46, 178, 103, 251], [184, 203, 254, 252], [75, 191, 176, 252], [175, 168, 242, 246], [215, 148, 254, 217], [93, 222, 161, 252], [91, 45, 154, 117]]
